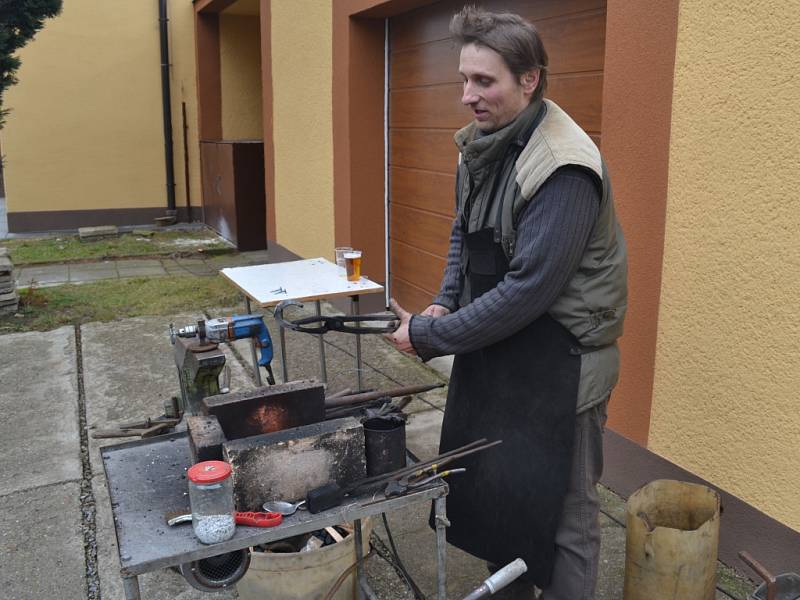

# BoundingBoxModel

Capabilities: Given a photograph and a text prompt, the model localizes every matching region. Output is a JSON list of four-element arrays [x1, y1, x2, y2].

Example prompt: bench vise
[[170, 315, 276, 415]]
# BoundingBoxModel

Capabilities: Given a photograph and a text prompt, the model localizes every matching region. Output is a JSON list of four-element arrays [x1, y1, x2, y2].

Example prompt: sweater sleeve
[[409, 167, 600, 361], [430, 216, 464, 312]]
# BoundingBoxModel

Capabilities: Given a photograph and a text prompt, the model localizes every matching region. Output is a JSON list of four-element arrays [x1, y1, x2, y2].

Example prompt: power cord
[[371, 517, 427, 600]]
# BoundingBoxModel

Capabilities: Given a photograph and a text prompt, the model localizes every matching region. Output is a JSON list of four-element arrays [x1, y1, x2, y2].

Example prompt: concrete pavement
[[14, 252, 273, 288], [0, 306, 754, 599]]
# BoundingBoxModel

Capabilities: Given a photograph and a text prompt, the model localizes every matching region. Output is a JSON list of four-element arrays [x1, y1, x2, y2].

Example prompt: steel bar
[[351, 439, 499, 493], [325, 382, 444, 408], [354, 518, 366, 600], [435, 496, 449, 600], [352, 295, 363, 391], [279, 323, 289, 382], [316, 300, 328, 383], [244, 296, 263, 386]]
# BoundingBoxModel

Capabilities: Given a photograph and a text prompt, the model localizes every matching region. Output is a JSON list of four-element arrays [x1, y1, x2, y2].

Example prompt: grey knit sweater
[[408, 166, 600, 361]]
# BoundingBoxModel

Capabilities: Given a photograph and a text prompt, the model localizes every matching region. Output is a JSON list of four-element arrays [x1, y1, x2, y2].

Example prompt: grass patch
[[0, 275, 242, 333], [2, 229, 232, 266]]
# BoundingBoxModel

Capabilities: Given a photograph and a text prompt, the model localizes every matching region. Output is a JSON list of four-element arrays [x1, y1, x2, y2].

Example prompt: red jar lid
[[188, 461, 232, 484]]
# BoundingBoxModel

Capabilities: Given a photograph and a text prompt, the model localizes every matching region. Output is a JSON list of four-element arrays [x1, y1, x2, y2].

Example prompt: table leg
[[435, 496, 449, 600], [279, 326, 289, 383], [122, 575, 141, 600], [315, 300, 327, 383], [354, 518, 366, 600], [351, 295, 363, 391], [244, 296, 263, 387]]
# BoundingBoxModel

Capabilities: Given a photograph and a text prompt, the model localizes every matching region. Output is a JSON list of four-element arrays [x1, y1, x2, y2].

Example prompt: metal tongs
[[274, 300, 398, 335]]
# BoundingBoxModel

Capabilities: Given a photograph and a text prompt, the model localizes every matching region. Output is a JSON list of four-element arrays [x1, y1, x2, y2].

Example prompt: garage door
[[388, 0, 606, 312]]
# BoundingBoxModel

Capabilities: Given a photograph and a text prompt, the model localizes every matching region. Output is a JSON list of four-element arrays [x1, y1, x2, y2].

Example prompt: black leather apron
[[433, 226, 581, 588]]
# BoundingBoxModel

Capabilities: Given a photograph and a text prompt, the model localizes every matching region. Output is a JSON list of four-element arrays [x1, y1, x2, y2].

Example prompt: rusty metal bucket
[[740, 551, 800, 600]]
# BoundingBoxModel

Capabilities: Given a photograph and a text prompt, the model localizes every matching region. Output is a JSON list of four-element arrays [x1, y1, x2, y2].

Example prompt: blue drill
[[175, 315, 276, 385]]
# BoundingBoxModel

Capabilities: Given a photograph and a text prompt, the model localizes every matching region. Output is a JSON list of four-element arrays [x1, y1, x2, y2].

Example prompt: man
[[387, 7, 627, 600]]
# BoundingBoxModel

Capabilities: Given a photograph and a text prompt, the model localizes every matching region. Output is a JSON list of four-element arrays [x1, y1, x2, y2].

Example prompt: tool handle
[[235, 511, 283, 527], [484, 559, 528, 594]]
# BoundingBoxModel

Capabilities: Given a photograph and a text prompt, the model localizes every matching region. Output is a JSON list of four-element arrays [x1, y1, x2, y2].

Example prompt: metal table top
[[101, 431, 447, 577]]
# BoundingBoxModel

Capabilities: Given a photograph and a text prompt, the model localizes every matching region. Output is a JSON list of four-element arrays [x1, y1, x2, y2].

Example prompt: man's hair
[[450, 6, 548, 102]]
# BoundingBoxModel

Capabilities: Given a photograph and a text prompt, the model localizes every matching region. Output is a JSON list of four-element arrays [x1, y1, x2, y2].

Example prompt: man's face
[[459, 43, 538, 133]]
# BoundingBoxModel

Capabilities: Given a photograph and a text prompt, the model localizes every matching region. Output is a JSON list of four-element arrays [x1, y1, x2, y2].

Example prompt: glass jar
[[187, 460, 236, 545]]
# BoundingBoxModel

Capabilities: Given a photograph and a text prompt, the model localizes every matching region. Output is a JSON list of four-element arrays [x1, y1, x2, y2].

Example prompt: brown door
[[388, 0, 606, 312]]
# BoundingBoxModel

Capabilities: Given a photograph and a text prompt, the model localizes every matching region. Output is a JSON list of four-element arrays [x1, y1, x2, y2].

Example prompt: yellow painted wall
[[2, 0, 200, 215], [270, 0, 335, 258], [649, 0, 800, 531], [220, 14, 263, 140]]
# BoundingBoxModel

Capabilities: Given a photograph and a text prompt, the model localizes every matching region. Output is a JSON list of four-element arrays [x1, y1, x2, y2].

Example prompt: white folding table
[[220, 257, 385, 390]]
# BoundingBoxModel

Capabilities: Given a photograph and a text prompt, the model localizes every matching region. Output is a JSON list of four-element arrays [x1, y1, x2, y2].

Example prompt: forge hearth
[[223, 417, 367, 511], [201, 379, 325, 439], [187, 380, 366, 510]]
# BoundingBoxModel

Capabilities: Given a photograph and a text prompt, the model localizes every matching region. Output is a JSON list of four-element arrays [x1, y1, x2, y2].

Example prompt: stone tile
[[0, 327, 81, 494], [15, 264, 69, 286], [69, 262, 118, 283], [116, 261, 168, 278], [0, 482, 87, 600], [172, 258, 214, 276]]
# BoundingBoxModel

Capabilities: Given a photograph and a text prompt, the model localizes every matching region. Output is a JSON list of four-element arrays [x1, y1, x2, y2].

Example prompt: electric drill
[[173, 315, 276, 385]]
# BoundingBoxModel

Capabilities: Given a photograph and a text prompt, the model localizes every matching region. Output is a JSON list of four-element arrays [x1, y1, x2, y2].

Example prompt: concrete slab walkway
[[14, 251, 274, 288]]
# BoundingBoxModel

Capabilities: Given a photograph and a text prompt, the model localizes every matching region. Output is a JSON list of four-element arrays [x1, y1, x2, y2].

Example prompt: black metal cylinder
[[363, 416, 407, 477]]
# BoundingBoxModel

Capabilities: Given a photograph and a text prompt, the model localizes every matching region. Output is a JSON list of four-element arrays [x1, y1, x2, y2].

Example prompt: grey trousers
[[492, 400, 608, 600], [541, 399, 608, 600]]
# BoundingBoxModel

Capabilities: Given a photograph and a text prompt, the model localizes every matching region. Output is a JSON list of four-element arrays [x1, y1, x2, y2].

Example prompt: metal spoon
[[262, 499, 306, 516]]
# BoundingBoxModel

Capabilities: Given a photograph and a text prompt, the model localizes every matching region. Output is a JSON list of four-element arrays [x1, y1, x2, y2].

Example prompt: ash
[[195, 514, 236, 544]]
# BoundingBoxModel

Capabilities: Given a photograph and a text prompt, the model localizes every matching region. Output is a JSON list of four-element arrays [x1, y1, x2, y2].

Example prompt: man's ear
[[520, 69, 540, 96]]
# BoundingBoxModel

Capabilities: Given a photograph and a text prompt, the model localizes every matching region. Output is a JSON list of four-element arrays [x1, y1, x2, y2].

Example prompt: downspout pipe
[[159, 0, 177, 213]]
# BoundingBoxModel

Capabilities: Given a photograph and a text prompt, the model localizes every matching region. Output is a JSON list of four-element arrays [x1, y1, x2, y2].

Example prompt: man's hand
[[421, 304, 451, 318], [386, 298, 417, 356]]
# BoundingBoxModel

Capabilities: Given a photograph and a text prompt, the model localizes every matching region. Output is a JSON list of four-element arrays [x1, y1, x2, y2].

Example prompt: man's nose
[[462, 82, 479, 105]]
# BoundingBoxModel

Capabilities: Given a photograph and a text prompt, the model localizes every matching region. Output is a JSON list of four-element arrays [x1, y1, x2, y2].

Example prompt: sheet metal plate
[[101, 432, 447, 577]]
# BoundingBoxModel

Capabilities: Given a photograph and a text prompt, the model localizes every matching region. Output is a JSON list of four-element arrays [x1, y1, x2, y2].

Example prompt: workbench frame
[[102, 432, 449, 600]]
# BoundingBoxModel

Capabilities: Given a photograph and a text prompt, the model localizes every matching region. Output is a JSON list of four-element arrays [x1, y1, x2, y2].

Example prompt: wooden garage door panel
[[547, 73, 603, 133], [392, 11, 604, 90], [390, 129, 458, 173], [539, 10, 605, 74], [391, 84, 468, 129], [391, 0, 606, 51], [391, 167, 456, 217], [391, 40, 460, 90], [389, 276, 435, 314], [391, 75, 601, 132], [391, 241, 446, 295], [391, 203, 452, 257]]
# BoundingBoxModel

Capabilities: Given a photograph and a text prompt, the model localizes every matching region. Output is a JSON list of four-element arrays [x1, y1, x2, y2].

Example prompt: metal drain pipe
[[158, 0, 177, 214]]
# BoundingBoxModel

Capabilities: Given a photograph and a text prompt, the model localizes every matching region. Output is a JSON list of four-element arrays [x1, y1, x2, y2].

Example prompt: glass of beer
[[344, 250, 362, 282], [335, 247, 352, 277]]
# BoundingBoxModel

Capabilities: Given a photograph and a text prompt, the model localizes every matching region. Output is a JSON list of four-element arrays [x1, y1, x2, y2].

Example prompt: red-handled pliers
[[235, 511, 283, 527], [167, 511, 283, 528]]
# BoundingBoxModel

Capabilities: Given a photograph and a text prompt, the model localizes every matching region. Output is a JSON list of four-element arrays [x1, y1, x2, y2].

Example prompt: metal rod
[[157, 0, 176, 213], [325, 382, 444, 408], [244, 296, 262, 386], [279, 325, 289, 383], [354, 518, 366, 600], [316, 300, 328, 383], [122, 575, 141, 600], [352, 295, 363, 391], [435, 496, 448, 600]]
